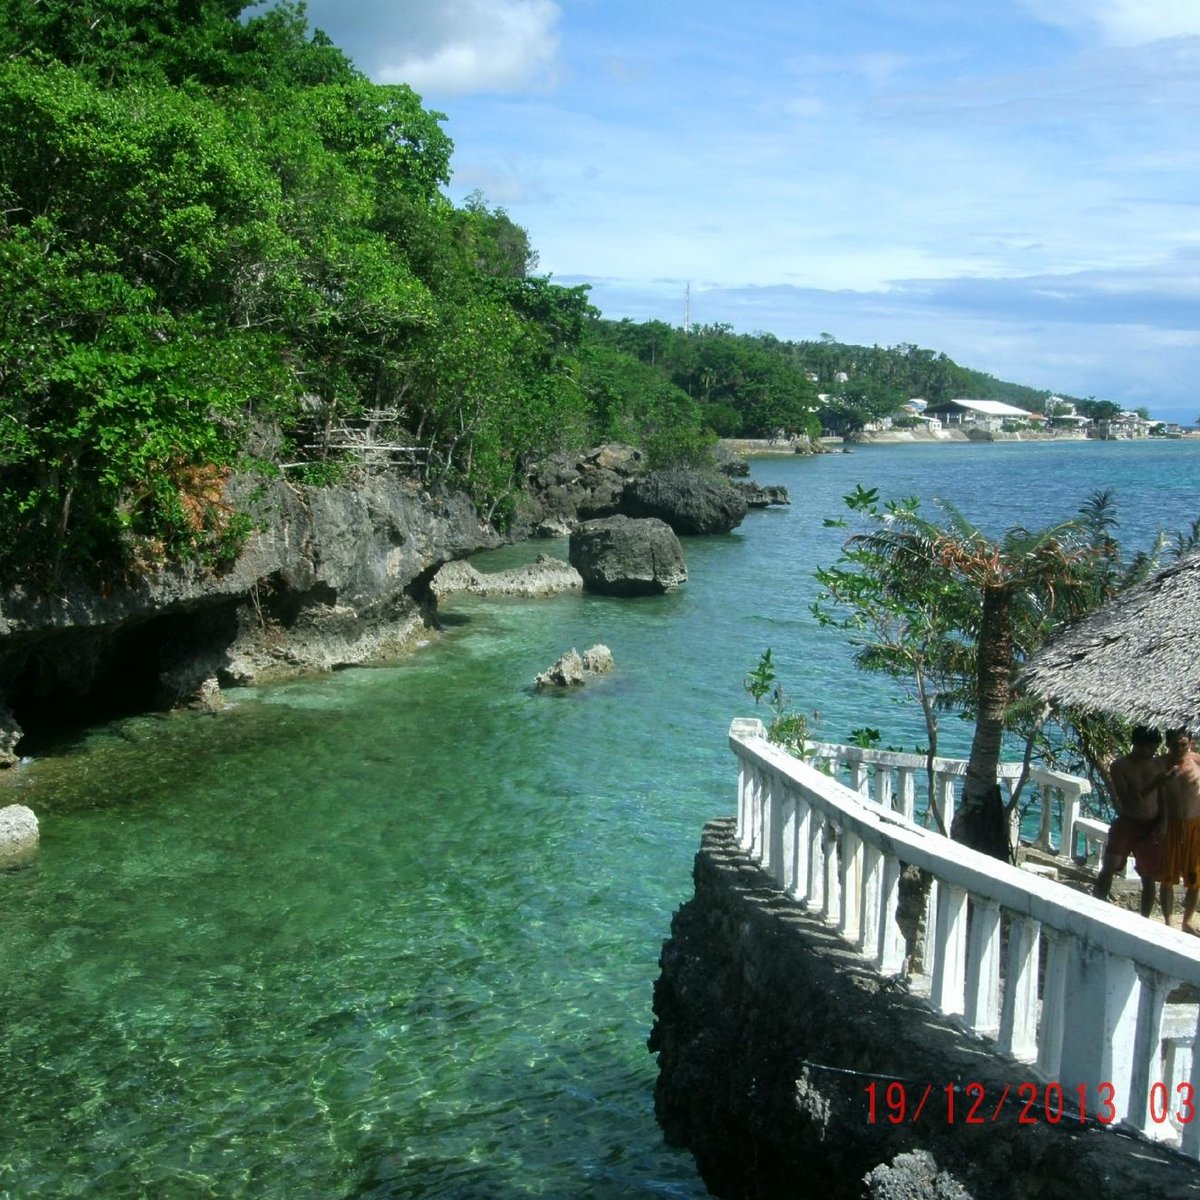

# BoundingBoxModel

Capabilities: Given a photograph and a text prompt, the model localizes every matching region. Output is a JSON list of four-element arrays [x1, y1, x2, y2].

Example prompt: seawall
[[649, 817, 1200, 1200]]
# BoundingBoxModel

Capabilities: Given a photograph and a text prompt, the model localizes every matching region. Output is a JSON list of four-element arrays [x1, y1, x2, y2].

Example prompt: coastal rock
[[581, 644, 615, 674], [621, 469, 747, 535], [430, 554, 583, 602], [0, 474, 501, 740], [518, 443, 645, 535], [864, 1151, 971, 1200], [736, 482, 791, 508], [0, 702, 21, 768], [0, 804, 38, 864], [534, 643, 616, 689], [714, 445, 750, 477], [569, 516, 687, 596]]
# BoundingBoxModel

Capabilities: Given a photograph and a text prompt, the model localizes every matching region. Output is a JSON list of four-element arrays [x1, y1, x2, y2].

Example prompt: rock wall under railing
[[649, 818, 1200, 1200]]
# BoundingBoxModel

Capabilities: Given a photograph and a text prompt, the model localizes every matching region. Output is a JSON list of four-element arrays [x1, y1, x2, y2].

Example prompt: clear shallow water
[[1, 438, 1197, 1198]]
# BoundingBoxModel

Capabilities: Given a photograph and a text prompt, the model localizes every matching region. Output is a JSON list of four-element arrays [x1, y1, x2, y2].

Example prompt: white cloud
[[301, 0, 562, 95], [1020, 0, 1200, 45], [375, 0, 560, 94]]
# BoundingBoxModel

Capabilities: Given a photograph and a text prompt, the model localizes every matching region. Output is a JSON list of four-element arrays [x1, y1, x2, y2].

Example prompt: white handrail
[[731, 717, 1200, 1151], [805, 740, 1093, 857]]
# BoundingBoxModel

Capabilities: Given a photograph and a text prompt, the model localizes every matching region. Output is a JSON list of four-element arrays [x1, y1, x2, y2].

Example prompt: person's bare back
[[1110, 750, 1167, 821]]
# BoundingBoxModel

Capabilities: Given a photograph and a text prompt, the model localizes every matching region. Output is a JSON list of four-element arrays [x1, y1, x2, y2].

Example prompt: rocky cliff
[[0, 474, 500, 762]]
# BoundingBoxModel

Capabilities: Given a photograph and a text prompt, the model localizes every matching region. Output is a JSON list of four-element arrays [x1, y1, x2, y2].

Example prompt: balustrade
[[730, 717, 1200, 1154]]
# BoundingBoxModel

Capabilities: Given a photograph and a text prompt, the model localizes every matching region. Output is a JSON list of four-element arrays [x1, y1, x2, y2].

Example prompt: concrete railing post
[[998, 914, 1040, 1062], [964, 898, 1002, 1038], [930, 883, 968, 1016]]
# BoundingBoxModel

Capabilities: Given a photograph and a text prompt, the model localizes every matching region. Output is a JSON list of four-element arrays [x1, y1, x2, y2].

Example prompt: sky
[[292, 0, 1200, 423]]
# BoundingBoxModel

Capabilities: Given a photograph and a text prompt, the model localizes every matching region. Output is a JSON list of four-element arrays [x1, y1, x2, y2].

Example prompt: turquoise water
[[1, 438, 1197, 1198]]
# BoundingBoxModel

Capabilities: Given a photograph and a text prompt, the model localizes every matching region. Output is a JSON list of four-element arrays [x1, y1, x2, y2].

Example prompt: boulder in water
[[621, 469, 747, 535], [0, 804, 38, 866], [534, 644, 616, 689], [569, 516, 687, 596]]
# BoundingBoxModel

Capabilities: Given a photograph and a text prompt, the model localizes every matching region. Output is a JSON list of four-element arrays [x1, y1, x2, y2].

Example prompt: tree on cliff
[[0, 0, 613, 583]]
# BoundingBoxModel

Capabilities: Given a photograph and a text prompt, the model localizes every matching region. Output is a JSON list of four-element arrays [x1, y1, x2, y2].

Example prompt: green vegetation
[[0, 1, 1111, 589], [0, 0, 602, 581]]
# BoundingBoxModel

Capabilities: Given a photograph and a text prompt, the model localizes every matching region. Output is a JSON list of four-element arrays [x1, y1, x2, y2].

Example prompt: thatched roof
[[1023, 553, 1200, 733]]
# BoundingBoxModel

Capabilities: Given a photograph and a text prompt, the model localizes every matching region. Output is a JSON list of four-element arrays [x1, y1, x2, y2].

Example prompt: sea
[[1, 437, 1197, 1199]]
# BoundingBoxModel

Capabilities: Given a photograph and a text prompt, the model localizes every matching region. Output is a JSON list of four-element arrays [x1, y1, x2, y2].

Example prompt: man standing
[[1093, 727, 1166, 917], [1157, 728, 1200, 933]]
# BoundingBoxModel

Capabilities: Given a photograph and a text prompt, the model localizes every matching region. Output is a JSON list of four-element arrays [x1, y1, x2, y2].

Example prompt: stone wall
[[649, 818, 1200, 1200]]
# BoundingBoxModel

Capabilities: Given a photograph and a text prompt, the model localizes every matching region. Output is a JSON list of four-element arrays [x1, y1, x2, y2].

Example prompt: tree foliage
[[0, 1, 607, 581], [812, 484, 1166, 859]]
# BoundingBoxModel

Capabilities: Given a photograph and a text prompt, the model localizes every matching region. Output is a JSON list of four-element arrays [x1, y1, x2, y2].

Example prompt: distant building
[[1089, 411, 1153, 440], [923, 398, 1038, 433], [1045, 397, 1090, 430]]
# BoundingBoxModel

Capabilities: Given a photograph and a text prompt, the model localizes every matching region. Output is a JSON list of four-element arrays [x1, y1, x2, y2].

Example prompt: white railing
[[805, 740, 1094, 859], [731, 717, 1200, 1151]]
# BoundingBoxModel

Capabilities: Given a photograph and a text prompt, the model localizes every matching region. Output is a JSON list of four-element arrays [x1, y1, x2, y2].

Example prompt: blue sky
[[296, 1, 1200, 423]]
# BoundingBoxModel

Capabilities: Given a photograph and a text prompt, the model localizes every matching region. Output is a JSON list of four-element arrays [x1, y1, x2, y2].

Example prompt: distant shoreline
[[721, 430, 1196, 456]]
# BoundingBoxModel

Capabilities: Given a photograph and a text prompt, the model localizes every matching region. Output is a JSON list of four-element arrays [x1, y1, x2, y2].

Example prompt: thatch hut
[[1023, 552, 1200, 733]]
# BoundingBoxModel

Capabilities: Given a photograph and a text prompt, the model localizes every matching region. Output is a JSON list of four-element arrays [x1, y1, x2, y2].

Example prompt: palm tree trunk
[[951, 583, 1014, 860]]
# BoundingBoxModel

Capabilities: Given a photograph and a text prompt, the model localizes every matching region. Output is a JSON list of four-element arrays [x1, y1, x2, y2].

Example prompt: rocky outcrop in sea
[[569, 516, 688, 596], [0, 442, 786, 762]]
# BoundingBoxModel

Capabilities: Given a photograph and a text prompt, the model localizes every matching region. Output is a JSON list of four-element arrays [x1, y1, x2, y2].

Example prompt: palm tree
[[855, 502, 1097, 859]]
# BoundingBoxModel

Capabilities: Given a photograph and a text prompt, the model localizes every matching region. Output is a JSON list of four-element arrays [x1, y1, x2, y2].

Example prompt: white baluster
[[937, 773, 957, 830], [964, 898, 1002, 1037], [849, 760, 869, 797], [1058, 943, 1139, 1119], [1035, 783, 1056, 854], [766, 771, 784, 886], [896, 768, 916, 821], [1128, 968, 1174, 1135], [821, 819, 841, 925], [858, 841, 882, 957], [930, 883, 968, 1016], [1037, 929, 1070, 1078], [876, 854, 905, 974], [998, 914, 1040, 1062], [807, 809, 826, 911], [793, 794, 812, 903], [872, 768, 893, 810], [1060, 784, 1084, 859], [780, 789, 798, 893], [838, 827, 864, 943]]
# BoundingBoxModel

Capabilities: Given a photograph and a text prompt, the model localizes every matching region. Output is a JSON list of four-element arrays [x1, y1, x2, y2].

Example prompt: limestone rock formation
[[580, 644, 615, 674], [0, 804, 38, 864], [0, 474, 501, 745], [736, 482, 791, 508], [429, 554, 582, 602], [534, 643, 616, 689], [621, 469, 748, 535], [568, 516, 687, 596], [0, 703, 21, 768], [518, 443, 645, 535], [714, 446, 750, 477]]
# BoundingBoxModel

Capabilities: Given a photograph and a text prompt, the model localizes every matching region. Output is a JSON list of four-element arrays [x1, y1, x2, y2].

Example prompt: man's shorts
[[1104, 814, 1163, 879]]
